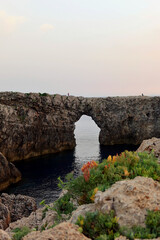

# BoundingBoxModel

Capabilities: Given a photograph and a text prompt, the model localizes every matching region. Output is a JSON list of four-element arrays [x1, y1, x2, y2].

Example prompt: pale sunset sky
[[0, 0, 160, 97]]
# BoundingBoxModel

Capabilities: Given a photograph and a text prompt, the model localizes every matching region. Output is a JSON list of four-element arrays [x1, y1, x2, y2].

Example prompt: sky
[[0, 0, 160, 97]]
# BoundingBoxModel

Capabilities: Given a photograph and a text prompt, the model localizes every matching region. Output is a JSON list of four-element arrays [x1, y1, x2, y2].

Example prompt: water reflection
[[4, 116, 139, 204]]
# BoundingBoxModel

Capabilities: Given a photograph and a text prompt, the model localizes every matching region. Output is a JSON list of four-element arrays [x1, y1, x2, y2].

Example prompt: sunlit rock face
[[0, 92, 160, 161]]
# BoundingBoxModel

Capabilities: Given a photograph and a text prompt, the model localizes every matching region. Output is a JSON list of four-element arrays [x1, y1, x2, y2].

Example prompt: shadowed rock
[[0, 153, 21, 191], [0, 193, 36, 230], [0, 92, 160, 161]]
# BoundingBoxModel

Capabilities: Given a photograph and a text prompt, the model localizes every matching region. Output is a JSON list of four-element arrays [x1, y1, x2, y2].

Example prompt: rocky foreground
[[0, 176, 159, 240], [0, 138, 160, 239], [0, 92, 160, 162]]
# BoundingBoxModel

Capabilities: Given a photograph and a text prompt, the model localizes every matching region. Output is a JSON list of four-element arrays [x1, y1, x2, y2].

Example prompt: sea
[[5, 115, 138, 205]]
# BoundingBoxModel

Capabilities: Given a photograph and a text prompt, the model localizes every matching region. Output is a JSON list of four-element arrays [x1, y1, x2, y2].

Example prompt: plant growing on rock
[[76, 209, 160, 240], [76, 210, 120, 240], [57, 151, 160, 204], [12, 227, 31, 240]]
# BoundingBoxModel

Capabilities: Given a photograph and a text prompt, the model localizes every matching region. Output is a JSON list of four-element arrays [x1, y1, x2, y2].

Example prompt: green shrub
[[12, 227, 30, 240], [76, 210, 160, 240], [53, 193, 76, 216], [146, 210, 160, 237], [58, 151, 160, 204], [40, 193, 75, 217], [39, 92, 48, 96], [76, 210, 120, 240]]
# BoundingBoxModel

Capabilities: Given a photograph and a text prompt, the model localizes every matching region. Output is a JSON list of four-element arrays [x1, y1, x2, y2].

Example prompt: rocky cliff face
[[0, 153, 21, 191], [0, 92, 160, 161]]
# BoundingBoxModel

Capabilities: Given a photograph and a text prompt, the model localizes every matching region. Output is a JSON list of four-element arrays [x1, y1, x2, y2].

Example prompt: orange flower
[[124, 169, 130, 177], [107, 155, 112, 162], [90, 188, 98, 201], [112, 156, 117, 163]]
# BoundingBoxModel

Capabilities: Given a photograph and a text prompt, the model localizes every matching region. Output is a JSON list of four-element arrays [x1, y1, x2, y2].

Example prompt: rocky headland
[[0, 92, 160, 162]]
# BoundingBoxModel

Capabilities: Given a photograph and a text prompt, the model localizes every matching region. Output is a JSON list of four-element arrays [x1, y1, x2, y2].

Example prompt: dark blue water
[[5, 116, 138, 204]]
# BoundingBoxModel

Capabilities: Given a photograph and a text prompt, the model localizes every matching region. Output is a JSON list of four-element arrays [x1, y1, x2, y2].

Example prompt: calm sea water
[[5, 116, 138, 204]]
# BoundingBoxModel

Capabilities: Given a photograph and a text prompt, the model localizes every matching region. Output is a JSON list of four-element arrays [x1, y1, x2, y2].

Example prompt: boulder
[[0, 230, 11, 240], [0, 194, 36, 230], [0, 152, 21, 191], [137, 137, 160, 162], [6, 203, 57, 236], [0, 193, 37, 222], [22, 222, 91, 240], [70, 177, 160, 228]]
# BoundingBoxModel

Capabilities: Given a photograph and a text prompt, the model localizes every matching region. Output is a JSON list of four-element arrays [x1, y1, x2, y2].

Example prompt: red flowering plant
[[81, 161, 98, 182], [57, 151, 160, 205]]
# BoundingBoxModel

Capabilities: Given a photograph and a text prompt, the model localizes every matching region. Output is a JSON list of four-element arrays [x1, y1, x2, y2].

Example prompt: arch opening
[[74, 115, 101, 167]]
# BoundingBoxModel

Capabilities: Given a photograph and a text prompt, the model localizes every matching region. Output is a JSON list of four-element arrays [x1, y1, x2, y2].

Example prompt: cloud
[[0, 11, 26, 34], [40, 24, 54, 32]]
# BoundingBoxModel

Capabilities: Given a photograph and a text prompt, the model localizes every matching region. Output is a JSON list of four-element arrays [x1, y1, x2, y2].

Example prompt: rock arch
[[0, 92, 160, 161]]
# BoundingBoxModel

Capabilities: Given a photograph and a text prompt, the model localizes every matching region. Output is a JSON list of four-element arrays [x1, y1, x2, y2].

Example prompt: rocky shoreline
[[0, 138, 160, 239]]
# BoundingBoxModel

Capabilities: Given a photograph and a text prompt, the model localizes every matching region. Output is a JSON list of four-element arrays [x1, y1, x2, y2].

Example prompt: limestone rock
[[0, 92, 160, 161], [0, 230, 11, 240], [137, 137, 160, 162], [0, 203, 10, 230], [22, 222, 91, 240], [0, 194, 36, 230], [70, 176, 160, 228], [0, 152, 21, 191], [6, 204, 57, 236], [0, 193, 37, 222]]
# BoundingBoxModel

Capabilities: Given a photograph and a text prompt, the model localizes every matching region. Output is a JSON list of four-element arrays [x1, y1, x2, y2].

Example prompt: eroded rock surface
[[0, 230, 11, 240], [6, 203, 57, 236], [0, 194, 36, 230], [137, 137, 160, 162], [22, 222, 91, 240], [70, 176, 160, 228], [0, 92, 160, 161], [0, 152, 21, 191]]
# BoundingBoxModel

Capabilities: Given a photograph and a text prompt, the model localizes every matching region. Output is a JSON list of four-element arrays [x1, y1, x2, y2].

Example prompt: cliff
[[0, 92, 160, 161]]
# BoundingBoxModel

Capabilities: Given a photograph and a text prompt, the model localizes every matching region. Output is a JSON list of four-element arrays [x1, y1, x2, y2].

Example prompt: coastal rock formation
[[137, 137, 160, 162], [0, 203, 10, 230], [0, 92, 160, 161], [70, 176, 160, 228], [0, 152, 21, 191], [22, 222, 91, 240], [6, 204, 57, 235], [0, 194, 36, 230]]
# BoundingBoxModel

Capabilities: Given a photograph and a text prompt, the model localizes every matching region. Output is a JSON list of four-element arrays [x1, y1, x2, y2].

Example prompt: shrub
[[76, 210, 160, 240], [39, 92, 48, 96], [76, 210, 120, 240], [53, 193, 76, 216], [12, 227, 30, 240], [58, 151, 160, 204]]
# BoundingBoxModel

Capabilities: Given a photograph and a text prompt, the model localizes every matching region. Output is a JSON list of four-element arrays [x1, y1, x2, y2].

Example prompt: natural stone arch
[[0, 92, 160, 161]]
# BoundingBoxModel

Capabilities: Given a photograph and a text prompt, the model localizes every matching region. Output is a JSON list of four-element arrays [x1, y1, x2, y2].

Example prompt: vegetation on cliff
[[58, 151, 160, 204], [38, 151, 160, 240]]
